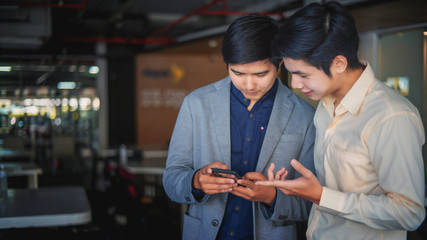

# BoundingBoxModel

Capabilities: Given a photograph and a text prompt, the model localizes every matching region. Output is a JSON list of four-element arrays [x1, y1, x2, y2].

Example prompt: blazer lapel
[[209, 79, 232, 167], [256, 82, 294, 172]]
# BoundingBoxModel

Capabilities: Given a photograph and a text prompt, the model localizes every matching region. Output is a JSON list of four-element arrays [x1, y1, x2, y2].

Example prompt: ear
[[332, 55, 348, 74], [278, 59, 284, 71]]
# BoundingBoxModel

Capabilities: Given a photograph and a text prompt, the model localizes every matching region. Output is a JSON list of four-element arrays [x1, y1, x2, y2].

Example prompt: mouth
[[245, 91, 258, 96], [302, 91, 312, 96]]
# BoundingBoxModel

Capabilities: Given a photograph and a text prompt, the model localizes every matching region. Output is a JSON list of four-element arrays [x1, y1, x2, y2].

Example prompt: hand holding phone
[[211, 168, 242, 179]]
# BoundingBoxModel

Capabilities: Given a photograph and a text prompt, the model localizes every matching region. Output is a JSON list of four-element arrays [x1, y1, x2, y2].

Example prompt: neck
[[247, 100, 256, 111], [332, 67, 364, 107]]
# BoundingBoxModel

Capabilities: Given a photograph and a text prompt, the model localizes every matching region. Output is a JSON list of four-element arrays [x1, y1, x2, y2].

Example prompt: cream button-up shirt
[[307, 63, 425, 239]]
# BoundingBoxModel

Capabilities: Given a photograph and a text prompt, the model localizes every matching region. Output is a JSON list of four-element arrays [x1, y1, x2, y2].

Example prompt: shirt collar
[[322, 61, 375, 116], [231, 78, 278, 108]]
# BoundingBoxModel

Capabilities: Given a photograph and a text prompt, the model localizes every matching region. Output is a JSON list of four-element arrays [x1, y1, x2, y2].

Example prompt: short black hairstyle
[[222, 13, 281, 68], [271, 1, 363, 76]]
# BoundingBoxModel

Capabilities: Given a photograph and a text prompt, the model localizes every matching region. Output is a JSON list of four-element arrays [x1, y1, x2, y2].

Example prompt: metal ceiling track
[[149, 0, 283, 38], [1, 0, 87, 9], [61, 0, 284, 46]]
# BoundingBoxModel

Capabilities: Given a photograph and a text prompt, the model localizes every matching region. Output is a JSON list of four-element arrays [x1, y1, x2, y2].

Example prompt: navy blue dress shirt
[[216, 80, 277, 240]]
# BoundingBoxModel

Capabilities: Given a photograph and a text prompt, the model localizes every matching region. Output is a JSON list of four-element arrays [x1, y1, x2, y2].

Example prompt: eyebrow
[[290, 70, 306, 75], [230, 68, 270, 75]]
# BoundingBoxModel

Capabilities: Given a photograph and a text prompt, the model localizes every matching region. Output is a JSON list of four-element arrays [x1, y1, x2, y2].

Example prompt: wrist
[[192, 170, 201, 190], [313, 186, 323, 205]]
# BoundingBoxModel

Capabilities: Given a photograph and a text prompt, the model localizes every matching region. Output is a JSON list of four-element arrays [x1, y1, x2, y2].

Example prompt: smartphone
[[211, 168, 242, 179]]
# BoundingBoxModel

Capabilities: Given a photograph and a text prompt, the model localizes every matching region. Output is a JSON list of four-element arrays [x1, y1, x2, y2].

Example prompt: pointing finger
[[255, 180, 286, 188]]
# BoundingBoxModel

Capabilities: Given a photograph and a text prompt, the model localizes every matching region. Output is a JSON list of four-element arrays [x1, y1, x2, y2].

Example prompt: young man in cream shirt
[[257, 1, 425, 239]]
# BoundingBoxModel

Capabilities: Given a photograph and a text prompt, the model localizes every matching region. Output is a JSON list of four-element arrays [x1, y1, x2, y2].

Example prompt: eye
[[255, 71, 269, 77]]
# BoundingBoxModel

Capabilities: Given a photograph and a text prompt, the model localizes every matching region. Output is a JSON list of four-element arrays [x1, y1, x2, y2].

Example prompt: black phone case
[[211, 168, 241, 179]]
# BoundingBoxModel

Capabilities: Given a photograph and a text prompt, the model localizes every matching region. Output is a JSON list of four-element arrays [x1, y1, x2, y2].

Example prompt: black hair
[[222, 13, 281, 68], [271, 1, 363, 76]]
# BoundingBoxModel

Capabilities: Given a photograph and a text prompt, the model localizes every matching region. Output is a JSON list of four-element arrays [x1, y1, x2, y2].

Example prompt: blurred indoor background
[[0, 0, 426, 239]]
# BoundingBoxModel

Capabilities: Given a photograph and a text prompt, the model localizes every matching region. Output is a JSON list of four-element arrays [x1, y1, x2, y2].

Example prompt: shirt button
[[243, 161, 248, 165], [246, 137, 251, 141], [212, 219, 219, 226], [249, 113, 253, 118], [235, 206, 240, 211], [244, 98, 248, 102], [230, 232, 235, 237]]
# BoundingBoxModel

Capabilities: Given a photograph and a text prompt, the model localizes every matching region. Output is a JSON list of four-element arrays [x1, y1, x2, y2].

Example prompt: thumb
[[290, 159, 312, 177]]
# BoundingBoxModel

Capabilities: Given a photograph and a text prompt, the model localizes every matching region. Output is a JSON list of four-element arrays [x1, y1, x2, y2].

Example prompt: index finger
[[206, 174, 236, 185], [243, 172, 265, 181], [255, 180, 287, 188], [203, 161, 228, 175]]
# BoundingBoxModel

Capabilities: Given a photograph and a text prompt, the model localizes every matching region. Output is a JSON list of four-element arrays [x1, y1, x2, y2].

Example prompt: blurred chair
[[52, 136, 77, 172], [3, 135, 26, 149], [2, 135, 33, 162], [52, 136, 75, 157]]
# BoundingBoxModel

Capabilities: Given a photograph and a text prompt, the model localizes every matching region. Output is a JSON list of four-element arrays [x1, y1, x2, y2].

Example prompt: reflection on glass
[[384, 76, 409, 96], [69, 98, 78, 112], [92, 97, 100, 111], [79, 98, 91, 111], [88, 66, 99, 74]]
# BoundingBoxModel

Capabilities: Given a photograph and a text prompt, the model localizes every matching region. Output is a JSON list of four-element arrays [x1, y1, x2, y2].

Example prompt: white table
[[0, 148, 33, 160], [0, 186, 92, 229], [126, 165, 165, 175], [2, 162, 42, 189]]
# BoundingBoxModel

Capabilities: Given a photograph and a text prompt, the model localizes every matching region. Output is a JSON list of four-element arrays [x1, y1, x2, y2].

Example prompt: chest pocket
[[324, 141, 374, 192]]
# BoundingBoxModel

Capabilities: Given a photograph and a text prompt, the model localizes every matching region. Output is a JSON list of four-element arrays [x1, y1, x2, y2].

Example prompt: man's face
[[283, 57, 336, 101], [228, 59, 277, 107]]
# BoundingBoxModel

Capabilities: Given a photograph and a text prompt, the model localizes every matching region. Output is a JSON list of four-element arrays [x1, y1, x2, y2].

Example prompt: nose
[[291, 76, 303, 89], [244, 76, 256, 90]]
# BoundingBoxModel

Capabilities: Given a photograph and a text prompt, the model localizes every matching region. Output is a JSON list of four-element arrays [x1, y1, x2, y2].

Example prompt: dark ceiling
[[0, 0, 427, 89], [0, 0, 293, 53]]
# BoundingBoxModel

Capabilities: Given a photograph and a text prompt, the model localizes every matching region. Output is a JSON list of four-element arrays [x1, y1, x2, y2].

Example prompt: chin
[[244, 96, 258, 101]]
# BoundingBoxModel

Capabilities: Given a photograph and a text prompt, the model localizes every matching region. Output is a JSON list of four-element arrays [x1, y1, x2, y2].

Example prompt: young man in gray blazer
[[163, 13, 316, 240]]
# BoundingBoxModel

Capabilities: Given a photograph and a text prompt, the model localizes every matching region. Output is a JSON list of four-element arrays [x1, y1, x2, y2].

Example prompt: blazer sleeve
[[162, 96, 209, 205]]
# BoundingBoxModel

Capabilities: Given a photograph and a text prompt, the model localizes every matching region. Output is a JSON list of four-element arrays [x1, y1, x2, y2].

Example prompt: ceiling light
[[0, 66, 12, 72], [57, 81, 76, 89], [78, 65, 86, 72], [69, 65, 77, 72]]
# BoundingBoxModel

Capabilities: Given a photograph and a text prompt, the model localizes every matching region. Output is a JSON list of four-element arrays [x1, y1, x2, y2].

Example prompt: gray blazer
[[163, 77, 316, 240]]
